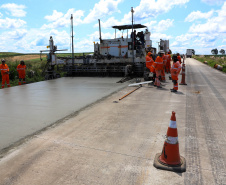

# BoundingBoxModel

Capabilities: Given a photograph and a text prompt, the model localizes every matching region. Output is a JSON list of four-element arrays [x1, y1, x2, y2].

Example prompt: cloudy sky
[[0, 0, 226, 54]]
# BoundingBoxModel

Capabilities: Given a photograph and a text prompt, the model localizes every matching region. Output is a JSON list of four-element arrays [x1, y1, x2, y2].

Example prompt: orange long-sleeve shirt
[[0, 64, 9, 76]]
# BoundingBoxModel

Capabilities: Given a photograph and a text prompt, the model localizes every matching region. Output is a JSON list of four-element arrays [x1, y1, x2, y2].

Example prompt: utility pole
[[71, 14, 74, 67], [131, 7, 134, 64]]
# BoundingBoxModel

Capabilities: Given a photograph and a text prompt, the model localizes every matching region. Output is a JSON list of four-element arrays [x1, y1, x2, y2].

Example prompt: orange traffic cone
[[180, 60, 187, 85], [153, 111, 186, 173]]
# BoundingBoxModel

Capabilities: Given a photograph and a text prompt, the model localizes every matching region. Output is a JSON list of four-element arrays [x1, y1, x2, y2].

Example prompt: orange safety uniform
[[17, 64, 26, 85], [165, 54, 171, 73], [17, 64, 26, 79], [171, 61, 181, 91], [177, 55, 182, 64], [145, 55, 154, 72], [0, 63, 10, 88], [153, 56, 164, 87]]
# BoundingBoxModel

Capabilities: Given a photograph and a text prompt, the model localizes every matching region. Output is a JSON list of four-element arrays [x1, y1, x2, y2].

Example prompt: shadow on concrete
[[171, 91, 184, 95]]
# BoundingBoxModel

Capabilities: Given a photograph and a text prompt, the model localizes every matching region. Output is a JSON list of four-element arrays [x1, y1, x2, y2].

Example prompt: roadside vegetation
[[0, 52, 91, 87], [193, 55, 226, 73]]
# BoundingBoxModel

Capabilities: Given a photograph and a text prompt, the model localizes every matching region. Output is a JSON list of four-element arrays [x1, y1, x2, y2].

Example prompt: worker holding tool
[[153, 50, 164, 88], [145, 52, 155, 85], [170, 55, 182, 92], [17, 60, 26, 85], [0, 59, 10, 88], [165, 51, 171, 73], [177, 53, 182, 64]]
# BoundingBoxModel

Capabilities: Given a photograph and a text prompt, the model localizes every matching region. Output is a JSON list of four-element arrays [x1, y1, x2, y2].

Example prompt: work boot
[[157, 86, 162, 88]]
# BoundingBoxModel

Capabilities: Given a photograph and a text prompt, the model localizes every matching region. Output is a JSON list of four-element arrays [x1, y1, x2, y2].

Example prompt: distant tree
[[211, 48, 218, 55], [192, 49, 195, 55], [219, 49, 225, 55]]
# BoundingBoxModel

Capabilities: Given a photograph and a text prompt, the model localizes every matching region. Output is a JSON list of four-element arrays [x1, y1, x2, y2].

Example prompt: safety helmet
[[159, 50, 165, 54], [147, 52, 152, 56], [2, 59, 5, 62]]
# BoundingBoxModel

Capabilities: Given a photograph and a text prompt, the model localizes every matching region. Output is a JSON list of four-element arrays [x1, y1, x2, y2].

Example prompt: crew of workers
[[0, 59, 27, 88], [145, 51, 182, 92]]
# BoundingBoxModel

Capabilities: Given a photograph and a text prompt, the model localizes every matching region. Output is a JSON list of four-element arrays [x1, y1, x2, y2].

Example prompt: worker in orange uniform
[[161, 52, 167, 82], [165, 51, 171, 73], [177, 53, 182, 64], [153, 50, 164, 88], [145, 52, 154, 72], [170, 55, 182, 92], [145, 52, 155, 84], [0, 59, 10, 88], [17, 60, 26, 85]]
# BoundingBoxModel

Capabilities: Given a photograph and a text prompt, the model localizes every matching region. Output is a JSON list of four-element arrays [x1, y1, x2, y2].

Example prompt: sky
[[0, 0, 226, 55]]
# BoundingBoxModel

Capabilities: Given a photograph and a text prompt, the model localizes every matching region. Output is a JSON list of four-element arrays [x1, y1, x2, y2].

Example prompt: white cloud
[[0, 3, 26, 17], [0, 17, 26, 29], [150, 33, 172, 42], [189, 2, 226, 35], [155, 19, 174, 32], [121, 0, 189, 24], [83, 0, 123, 24], [45, 10, 64, 22], [42, 9, 84, 29], [185, 10, 214, 22], [201, 0, 225, 5], [0, 12, 3, 18], [94, 17, 121, 29]]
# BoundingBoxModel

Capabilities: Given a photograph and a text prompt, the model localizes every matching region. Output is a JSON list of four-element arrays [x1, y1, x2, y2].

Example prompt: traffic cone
[[180, 60, 187, 85], [153, 111, 186, 173]]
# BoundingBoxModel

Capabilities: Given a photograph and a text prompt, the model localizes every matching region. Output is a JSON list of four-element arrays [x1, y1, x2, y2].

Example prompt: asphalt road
[[0, 58, 226, 185]]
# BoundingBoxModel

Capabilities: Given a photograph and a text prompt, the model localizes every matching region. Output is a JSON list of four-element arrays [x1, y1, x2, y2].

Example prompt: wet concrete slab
[[0, 77, 128, 151]]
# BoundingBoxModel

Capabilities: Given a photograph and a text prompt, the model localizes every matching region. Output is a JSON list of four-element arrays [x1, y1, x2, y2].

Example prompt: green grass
[[0, 52, 24, 58], [1, 59, 46, 87], [1, 52, 92, 87], [193, 55, 226, 73]]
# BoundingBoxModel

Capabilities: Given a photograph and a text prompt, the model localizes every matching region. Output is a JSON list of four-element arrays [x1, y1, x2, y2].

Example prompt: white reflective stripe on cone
[[169, 120, 177, 128], [166, 136, 178, 144]]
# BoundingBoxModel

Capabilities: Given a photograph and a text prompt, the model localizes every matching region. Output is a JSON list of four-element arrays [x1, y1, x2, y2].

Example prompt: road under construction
[[0, 58, 226, 184]]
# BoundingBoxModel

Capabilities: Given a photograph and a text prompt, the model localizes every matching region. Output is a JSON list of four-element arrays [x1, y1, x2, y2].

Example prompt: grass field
[[193, 55, 226, 73], [0, 52, 94, 87]]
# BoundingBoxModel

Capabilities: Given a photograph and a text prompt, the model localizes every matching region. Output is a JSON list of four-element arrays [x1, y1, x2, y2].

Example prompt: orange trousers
[[2, 74, 10, 88], [155, 70, 161, 87]]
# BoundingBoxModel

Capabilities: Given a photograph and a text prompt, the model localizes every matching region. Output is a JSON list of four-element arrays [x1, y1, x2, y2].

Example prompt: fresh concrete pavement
[[0, 58, 226, 184], [0, 77, 128, 151]]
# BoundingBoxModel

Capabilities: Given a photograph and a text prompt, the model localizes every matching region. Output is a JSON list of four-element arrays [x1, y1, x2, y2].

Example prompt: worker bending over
[[17, 60, 26, 85], [0, 59, 10, 88], [153, 50, 164, 88], [170, 55, 182, 92]]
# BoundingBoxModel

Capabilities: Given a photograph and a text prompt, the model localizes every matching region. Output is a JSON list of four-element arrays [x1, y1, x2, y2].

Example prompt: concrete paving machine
[[40, 18, 169, 80]]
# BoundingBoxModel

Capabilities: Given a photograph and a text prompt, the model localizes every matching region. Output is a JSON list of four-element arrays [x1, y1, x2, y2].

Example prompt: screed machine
[[40, 14, 169, 80]]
